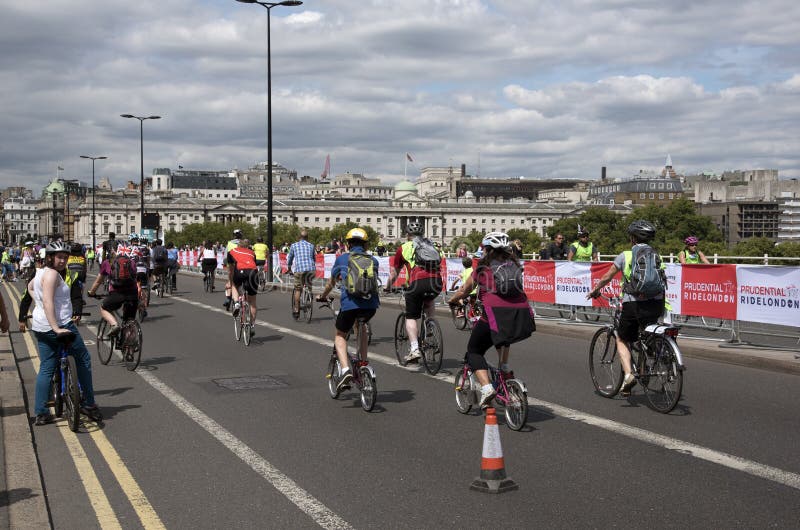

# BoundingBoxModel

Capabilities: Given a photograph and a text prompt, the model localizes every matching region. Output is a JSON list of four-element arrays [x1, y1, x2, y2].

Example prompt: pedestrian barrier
[[471, 408, 518, 494]]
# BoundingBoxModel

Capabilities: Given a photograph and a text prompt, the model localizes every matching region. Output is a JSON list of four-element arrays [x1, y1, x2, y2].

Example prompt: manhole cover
[[212, 375, 288, 391]]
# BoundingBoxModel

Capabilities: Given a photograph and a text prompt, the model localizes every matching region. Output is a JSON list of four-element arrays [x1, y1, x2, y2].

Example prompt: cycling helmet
[[627, 220, 656, 242], [45, 241, 70, 255], [70, 243, 83, 255], [684, 236, 699, 246], [345, 228, 368, 242], [577, 228, 590, 237], [481, 231, 510, 249], [23, 241, 34, 247], [129, 232, 139, 241], [406, 222, 424, 236], [233, 229, 243, 237]]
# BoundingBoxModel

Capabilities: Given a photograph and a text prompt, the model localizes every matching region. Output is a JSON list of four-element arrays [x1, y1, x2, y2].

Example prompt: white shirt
[[31, 268, 73, 332]]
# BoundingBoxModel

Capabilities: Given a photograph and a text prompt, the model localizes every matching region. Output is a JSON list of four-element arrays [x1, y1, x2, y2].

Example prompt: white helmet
[[481, 231, 510, 249]]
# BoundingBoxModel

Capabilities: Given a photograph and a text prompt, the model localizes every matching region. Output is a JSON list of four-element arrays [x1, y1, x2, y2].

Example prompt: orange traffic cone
[[470, 408, 518, 494]]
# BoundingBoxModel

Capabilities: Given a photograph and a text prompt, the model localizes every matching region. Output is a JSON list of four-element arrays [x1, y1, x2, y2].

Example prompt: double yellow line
[[2, 282, 165, 529]]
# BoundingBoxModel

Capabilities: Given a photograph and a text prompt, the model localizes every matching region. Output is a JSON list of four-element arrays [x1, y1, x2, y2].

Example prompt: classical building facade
[[2, 197, 39, 244]]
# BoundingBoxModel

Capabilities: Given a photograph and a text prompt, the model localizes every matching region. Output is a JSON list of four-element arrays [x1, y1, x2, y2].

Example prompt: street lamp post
[[80, 155, 107, 250], [120, 114, 161, 234], [235, 0, 302, 282]]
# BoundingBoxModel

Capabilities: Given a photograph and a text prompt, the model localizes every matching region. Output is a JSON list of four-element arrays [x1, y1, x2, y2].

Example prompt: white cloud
[[0, 0, 798, 192]]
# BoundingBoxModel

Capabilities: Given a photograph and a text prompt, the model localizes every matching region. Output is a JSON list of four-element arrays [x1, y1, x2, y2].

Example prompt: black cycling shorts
[[618, 299, 665, 343], [201, 258, 217, 273], [404, 277, 443, 319], [233, 269, 258, 296], [102, 291, 138, 320], [335, 308, 377, 333]]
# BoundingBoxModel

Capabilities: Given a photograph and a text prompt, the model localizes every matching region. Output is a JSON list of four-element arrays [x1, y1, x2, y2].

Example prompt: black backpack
[[152, 246, 167, 263], [487, 259, 525, 298]]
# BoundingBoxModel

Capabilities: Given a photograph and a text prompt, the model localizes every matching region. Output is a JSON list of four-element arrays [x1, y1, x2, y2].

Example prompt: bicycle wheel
[[450, 304, 468, 330], [589, 327, 624, 398], [701, 316, 724, 331], [642, 336, 683, 413], [290, 288, 300, 321], [233, 305, 243, 341], [454, 368, 473, 414], [579, 306, 602, 322], [96, 321, 114, 365], [302, 288, 313, 323], [393, 313, 408, 366], [51, 371, 64, 417], [123, 321, 142, 371], [157, 275, 165, 298], [503, 380, 529, 431], [359, 366, 377, 412], [421, 317, 444, 375], [65, 356, 81, 432], [242, 303, 252, 346], [258, 269, 267, 292], [204, 272, 211, 292], [137, 290, 148, 323], [327, 356, 341, 399]]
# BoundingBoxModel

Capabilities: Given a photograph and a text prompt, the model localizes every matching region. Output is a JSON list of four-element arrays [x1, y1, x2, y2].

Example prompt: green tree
[[774, 242, 800, 258], [731, 237, 777, 257], [506, 228, 543, 256], [449, 231, 485, 253]]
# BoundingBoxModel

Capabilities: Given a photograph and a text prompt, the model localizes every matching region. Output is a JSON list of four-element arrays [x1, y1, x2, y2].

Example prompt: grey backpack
[[412, 237, 441, 272]]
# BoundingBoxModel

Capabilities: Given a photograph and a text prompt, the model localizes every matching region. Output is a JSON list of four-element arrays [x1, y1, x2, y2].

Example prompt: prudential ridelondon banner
[[736, 265, 800, 327]]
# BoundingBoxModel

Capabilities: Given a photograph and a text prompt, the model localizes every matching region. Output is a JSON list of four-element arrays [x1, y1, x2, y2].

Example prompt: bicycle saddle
[[56, 331, 76, 345]]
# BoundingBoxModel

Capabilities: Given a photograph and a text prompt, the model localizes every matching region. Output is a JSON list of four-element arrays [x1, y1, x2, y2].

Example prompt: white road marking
[[178, 296, 800, 492]]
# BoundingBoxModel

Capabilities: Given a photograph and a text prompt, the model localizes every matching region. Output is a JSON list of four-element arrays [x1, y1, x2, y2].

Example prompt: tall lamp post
[[120, 114, 161, 234], [80, 155, 107, 250], [235, 0, 303, 282]]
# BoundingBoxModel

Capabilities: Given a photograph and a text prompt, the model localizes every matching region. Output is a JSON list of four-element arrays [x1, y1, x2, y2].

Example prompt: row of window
[[638, 193, 676, 200]]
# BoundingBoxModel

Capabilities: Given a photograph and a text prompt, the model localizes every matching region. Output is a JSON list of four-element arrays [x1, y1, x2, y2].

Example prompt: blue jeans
[[33, 321, 96, 416]]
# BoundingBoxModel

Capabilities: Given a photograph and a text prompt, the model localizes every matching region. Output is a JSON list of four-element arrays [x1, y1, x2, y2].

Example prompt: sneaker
[[337, 369, 353, 391], [404, 348, 422, 363], [292, 311, 300, 320], [479, 387, 497, 409], [80, 405, 103, 422], [35, 413, 55, 426], [620, 373, 637, 397]]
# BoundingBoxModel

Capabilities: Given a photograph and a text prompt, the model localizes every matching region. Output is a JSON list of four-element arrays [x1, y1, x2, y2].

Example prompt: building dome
[[464, 190, 474, 198], [394, 180, 418, 192], [43, 179, 65, 198]]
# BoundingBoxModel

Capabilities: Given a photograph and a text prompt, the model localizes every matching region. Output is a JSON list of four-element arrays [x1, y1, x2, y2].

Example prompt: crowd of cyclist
[[1, 216, 707, 427]]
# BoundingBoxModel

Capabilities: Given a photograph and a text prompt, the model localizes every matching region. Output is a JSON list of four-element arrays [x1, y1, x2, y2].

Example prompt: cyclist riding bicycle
[[253, 236, 268, 269], [166, 242, 179, 291], [387, 222, 443, 363], [447, 232, 534, 409], [449, 256, 477, 318], [30, 241, 101, 425], [588, 220, 666, 397], [200, 240, 218, 291], [678, 236, 710, 265], [316, 228, 380, 391], [227, 238, 258, 337], [150, 239, 168, 290], [287, 230, 316, 319], [568, 227, 599, 262], [223, 229, 243, 310], [88, 247, 139, 339]]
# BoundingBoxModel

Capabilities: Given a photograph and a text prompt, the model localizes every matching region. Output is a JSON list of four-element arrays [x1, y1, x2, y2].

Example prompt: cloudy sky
[[2, 0, 798, 191]]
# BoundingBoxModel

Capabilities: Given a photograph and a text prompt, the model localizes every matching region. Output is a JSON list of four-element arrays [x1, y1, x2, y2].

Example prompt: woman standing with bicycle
[[29, 242, 101, 426], [447, 232, 534, 409]]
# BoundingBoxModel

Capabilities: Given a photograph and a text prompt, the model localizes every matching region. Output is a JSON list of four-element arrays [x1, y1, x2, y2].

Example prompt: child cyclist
[[316, 228, 380, 391], [447, 232, 534, 409]]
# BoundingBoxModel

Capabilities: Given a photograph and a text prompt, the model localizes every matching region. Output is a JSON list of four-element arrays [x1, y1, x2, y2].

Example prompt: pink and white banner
[[736, 266, 800, 328]]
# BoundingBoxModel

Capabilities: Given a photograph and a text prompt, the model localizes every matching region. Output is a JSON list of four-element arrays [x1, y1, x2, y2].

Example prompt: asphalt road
[[5, 273, 800, 529]]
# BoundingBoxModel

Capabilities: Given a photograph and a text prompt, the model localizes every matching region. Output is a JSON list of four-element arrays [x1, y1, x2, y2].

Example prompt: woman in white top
[[30, 241, 101, 426], [200, 240, 218, 291]]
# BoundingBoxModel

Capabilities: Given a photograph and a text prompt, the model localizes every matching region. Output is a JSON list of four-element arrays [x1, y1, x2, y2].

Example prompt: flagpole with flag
[[321, 154, 330, 180], [405, 152, 414, 178]]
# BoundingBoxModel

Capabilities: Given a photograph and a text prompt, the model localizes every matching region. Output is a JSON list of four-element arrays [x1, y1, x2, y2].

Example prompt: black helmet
[[627, 220, 656, 242], [70, 243, 83, 255], [45, 241, 70, 255], [406, 222, 424, 236]]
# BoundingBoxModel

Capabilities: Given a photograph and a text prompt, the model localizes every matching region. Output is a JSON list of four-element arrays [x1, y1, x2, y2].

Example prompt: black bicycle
[[394, 302, 444, 375], [589, 295, 685, 413], [96, 301, 143, 371]]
